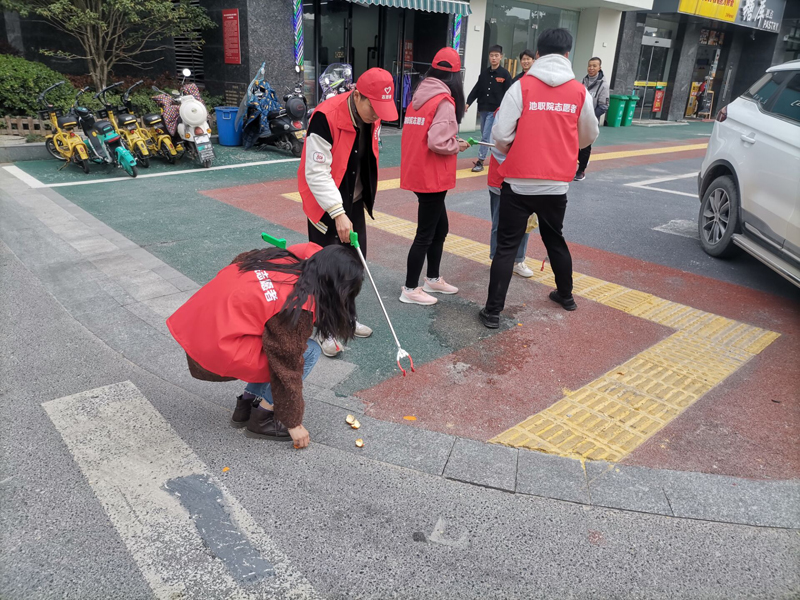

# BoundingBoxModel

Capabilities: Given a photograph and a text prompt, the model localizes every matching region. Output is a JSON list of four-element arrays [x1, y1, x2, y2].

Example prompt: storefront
[[612, 0, 788, 121]]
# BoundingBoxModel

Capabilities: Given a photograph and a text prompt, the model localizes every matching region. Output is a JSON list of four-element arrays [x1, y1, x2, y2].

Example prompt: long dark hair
[[237, 245, 364, 341], [423, 67, 465, 124]]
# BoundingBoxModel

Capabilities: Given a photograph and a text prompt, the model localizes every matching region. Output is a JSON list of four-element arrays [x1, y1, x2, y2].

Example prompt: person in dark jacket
[[575, 57, 610, 181], [167, 244, 364, 449], [466, 44, 512, 172], [512, 49, 535, 83]]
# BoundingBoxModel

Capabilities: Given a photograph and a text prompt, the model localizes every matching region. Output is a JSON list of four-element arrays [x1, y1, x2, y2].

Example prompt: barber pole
[[452, 15, 462, 52], [293, 0, 303, 69]]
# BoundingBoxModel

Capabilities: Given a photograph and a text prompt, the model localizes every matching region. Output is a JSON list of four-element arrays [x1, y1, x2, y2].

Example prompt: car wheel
[[698, 175, 740, 258]]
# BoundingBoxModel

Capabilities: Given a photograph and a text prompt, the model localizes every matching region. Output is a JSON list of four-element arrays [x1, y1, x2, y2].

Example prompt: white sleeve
[[578, 92, 600, 149], [304, 133, 345, 219], [490, 80, 523, 155]]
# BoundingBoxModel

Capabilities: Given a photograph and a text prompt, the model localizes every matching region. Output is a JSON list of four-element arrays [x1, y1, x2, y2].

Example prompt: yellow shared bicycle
[[38, 81, 91, 173], [97, 81, 153, 168], [124, 80, 180, 164]]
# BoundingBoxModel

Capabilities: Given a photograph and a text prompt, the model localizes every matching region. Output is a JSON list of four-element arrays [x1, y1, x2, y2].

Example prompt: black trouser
[[405, 191, 449, 289], [307, 200, 367, 258], [485, 184, 572, 315], [577, 145, 592, 173]]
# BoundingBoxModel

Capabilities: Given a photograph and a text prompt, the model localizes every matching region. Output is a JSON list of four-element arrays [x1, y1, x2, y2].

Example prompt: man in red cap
[[298, 67, 397, 357]]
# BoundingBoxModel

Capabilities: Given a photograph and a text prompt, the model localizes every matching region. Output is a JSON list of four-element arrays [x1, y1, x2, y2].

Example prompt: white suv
[[697, 60, 800, 287]]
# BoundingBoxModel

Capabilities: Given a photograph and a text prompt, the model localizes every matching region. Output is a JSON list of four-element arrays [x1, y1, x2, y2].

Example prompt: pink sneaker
[[423, 277, 458, 295], [399, 287, 438, 305]]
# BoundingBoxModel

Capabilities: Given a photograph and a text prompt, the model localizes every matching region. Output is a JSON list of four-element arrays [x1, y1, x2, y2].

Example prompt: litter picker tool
[[349, 231, 415, 376], [261, 233, 287, 249], [467, 137, 495, 148]]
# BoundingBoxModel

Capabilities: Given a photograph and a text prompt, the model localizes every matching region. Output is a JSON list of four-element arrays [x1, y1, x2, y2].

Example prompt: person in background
[[487, 126, 533, 278], [167, 244, 364, 449], [298, 67, 397, 357], [513, 49, 535, 83], [399, 47, 470, 305], [480, 28, 598, 329], [575, 56, 609, 181], [466, 45, 512, 172]]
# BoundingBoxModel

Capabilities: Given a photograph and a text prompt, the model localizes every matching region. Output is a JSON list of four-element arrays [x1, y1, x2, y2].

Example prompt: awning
[[349, 0, 471, 16]]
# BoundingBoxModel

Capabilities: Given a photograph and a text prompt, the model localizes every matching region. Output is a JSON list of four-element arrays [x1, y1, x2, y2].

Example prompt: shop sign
[[652, 89, 665, 112], [675, 0, 785, 32], [403, 40, 414, 68], [222, 9, 241, 65]]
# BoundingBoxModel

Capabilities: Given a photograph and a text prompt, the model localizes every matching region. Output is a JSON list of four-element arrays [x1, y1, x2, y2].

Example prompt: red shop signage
[[223, 9, 241, 65], [652, 89, 665, 113]]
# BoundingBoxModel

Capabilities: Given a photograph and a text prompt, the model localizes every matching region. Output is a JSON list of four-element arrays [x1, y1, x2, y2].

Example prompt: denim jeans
[[489, 190, 529, 263], [478, 111, 495, 161], [244, 339, 321, 405]]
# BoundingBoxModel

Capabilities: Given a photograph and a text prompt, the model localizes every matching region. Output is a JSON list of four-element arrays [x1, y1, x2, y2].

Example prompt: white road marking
[[43, 381, 319, 600], [3, 157, 300, 189], [625, 172, 699, 198], [653, 219, 700, 239], [2, 165, 46, 188]]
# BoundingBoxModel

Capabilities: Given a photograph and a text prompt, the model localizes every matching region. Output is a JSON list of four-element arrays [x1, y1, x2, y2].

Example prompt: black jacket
[[467, 66, 512, 112]]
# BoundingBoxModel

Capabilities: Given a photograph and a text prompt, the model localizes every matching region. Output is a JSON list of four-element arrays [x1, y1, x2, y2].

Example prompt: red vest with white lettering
[[498, 76, 586, 182], [298, 92, 381, 224], [400, 93, 457, 193], [166, 243, 320, 383], [487, 154, 503, 189]]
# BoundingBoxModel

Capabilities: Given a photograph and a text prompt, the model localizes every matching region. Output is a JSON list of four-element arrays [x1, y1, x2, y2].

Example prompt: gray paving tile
[[116, 270, 180, 302], [516, 450, 590, 504], [125, 302, 172, 337], [303, 400, 455, 476], [443, 438, 518, 492], [663, 471, 800, 529], [151, 263, 184, 281], [587, 461, 673, 516], [304, 357, 357, 390], [68, 235, 119, 257], [164, 273, 201, 292], [142, 290, 195, 318]]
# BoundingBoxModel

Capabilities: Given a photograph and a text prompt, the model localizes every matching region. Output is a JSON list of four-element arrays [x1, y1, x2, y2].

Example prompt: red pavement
[[202, 143, 799, 481]]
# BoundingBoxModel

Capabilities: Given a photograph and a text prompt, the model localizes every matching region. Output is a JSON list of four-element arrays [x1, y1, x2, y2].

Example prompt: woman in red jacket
[[167, 243, 363, 449], [399, 47, 470, 306]]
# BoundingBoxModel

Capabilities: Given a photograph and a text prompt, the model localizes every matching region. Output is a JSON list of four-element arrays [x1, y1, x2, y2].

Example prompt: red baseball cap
[[355, 68, 398, 122], [432, 47, 461, 73]]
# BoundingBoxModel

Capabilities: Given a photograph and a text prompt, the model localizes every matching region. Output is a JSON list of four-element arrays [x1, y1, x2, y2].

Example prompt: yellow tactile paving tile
[[279, 138, 777, 462]]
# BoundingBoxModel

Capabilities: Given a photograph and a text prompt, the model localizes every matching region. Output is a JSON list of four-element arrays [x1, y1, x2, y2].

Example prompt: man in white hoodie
[[479, 28, 599, 329]]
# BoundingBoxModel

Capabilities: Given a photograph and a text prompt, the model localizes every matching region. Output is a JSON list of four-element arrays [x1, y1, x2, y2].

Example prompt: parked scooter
[[319, 63, 354, 100], [152, 69, 214, 168], [37, 81, 91, 173], [72, 87, 138, 178], [123, 80, 180, 164], [238, 63, 308, 155], [97, 81, 152, 168]]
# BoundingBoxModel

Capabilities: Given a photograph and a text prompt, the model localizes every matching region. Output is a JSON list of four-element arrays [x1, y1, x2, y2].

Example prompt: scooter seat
[[267, 110, 284, 120], [56, 115, 78, 130], [142, 113, 163, 127], [117, 113, 138, 126]]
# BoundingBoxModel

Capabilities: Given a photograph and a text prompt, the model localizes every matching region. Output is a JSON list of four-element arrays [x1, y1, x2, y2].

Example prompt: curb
[[1, 167, 798, 531]]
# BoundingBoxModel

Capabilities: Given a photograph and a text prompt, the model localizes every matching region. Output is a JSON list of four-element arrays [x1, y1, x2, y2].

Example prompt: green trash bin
[[606, 95, 627, 127], [622, 95, 639, 126]]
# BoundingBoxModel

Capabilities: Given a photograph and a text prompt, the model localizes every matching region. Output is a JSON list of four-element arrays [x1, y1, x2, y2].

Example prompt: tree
[[0, 0, 215, 90]]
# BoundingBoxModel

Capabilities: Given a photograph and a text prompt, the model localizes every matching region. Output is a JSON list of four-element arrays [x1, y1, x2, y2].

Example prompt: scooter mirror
[[295, 65, 301, 73], [182, 68, 192, 77]]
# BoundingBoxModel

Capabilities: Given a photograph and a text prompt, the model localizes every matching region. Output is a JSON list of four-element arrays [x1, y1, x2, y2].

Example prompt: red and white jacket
[[493, 54, 599, 189]]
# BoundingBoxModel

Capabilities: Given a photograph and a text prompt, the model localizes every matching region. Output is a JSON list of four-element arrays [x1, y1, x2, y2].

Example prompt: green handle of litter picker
[[261, 233, 287, 249], [467, 137, 479, 146], [349, 231, 360, 249]]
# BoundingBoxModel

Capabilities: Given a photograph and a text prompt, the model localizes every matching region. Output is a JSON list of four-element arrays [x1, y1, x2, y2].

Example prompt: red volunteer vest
[[400, 93, 458, 193], [498, 76, 586, 182], [298, 92, 381, 224], [166, 243, 321, 383]]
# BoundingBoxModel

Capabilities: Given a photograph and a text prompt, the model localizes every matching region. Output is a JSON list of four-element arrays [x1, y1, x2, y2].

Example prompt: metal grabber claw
[[349, 231, 415, 376], [467, 137, 496, 148]]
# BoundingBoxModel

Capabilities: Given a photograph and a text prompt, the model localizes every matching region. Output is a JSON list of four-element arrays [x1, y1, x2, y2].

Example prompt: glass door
[[634, 37, 671, 120]]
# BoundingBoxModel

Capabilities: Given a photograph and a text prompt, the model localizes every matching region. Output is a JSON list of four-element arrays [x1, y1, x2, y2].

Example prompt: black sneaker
[[549, 289, 577, 311], [245, 406, 292, 441], [573, 171, 586, 181], [479, 308, 500, 329], [471, 160, 484, 173]]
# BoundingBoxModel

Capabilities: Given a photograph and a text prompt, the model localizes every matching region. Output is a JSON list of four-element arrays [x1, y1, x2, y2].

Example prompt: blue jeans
[[478, 111, 495, 161], [244, 339, 321, 405], [489, 191, 529, 263]]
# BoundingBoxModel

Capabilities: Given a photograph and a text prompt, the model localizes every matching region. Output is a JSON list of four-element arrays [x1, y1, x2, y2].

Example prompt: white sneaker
[[320, 336, 341, 357], [354, 321, 373, 338], [513, 262, 534, 278], [399, 286, 438, 305]]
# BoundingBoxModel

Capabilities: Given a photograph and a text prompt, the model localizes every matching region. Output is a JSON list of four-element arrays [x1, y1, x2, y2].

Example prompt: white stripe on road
[[43, 381, 319, 600], [3, 157, 300, 189], [625, 172, 699, 199], [2, 165, 47, 188]]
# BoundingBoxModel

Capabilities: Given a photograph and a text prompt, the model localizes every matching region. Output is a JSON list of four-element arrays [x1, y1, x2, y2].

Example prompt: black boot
[[231, 394, 257, 428], [245, 406, 292, 441]]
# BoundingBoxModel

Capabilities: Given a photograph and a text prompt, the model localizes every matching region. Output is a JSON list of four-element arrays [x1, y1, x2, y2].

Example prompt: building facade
[[610, 0, 796, 121]]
